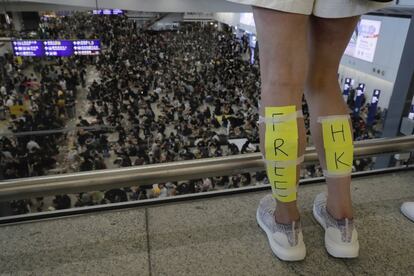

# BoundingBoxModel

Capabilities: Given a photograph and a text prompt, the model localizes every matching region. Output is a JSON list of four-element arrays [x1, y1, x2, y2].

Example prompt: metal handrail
[[0, 136, 413, 202]]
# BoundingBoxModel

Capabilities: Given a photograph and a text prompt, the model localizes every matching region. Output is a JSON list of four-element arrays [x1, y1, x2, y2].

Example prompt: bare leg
[[253, 7, 309, 224], [305, 16, 359, 219]]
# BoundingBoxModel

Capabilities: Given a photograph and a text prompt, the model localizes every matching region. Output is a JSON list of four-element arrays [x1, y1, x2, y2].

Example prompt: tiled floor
[[0, 170, 413, 275]]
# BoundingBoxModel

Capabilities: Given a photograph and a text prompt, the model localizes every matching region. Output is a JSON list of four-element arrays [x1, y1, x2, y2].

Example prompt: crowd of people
[[0, 13, 385, 215], [0, 50, 90, 179]]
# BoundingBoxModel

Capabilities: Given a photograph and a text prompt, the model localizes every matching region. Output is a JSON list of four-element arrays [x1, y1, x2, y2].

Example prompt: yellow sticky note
[[265, 140, 297, 161], [325, 145, 354, 174], [265, 106, 298, 161], [267, 164, 297, 202], [264, 105, 298, 139], [322, 118, 353, 149]]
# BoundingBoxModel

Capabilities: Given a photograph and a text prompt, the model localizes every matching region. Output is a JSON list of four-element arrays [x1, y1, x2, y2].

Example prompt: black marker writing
[[334, 151, 350, 169], [271, 112, 284, 131], [330, 123, 346, 143], [274, 166, 285, 176], [274, 138, 288, 157]]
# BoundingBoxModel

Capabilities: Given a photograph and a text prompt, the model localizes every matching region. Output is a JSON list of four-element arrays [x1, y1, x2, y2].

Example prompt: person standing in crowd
[[227, 0, 393, 261]]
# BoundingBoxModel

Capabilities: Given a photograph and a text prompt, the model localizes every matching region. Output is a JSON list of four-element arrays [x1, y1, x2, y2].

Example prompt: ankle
[[326, 202, 353, 220], [274, 207, 300, 224]]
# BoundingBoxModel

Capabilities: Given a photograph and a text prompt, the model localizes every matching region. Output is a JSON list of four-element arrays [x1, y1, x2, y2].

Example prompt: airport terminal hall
[[1, 0, 414, 275]]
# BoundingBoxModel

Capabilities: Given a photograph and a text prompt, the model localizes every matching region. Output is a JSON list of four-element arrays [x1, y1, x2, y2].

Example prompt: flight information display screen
[[12, 39, 101, 57], [12, 40, 44, 57], [44, 40, 73, 56], [73, 40, 101, 55], [92, 9, 124, 15]]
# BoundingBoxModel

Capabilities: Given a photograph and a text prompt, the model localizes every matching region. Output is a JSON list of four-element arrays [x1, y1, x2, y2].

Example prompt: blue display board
[[92, 9, 124, 15], [366, 89, 381, 126], [342, 78, 352, 96], [409, 105, 414, 120], [12, 40, 44, 56], [44, 40, 73, 56], [73, 40, 101, 55], [11, 39, 101, 57], [353, 83, 366, 117]]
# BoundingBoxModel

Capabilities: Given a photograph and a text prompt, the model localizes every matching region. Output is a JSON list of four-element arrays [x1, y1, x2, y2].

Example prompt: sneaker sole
[[400, 205, 414, 222], [256, 208, 306, 261], [312, 204, 359, 258]]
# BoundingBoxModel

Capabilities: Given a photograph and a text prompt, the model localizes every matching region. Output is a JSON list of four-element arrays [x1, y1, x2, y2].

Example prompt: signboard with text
[[367, 89, 381, 126], [343, 77, 352, 96], [344, 19, 382, 63], [92, 9, 124, 15], [12, 40, 44, 57], [353, 83, 366, 117], [44, 40, 73, 56], [11, 39, 101, 57]]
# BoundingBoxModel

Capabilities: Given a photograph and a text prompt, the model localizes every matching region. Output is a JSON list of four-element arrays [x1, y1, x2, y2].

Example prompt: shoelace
[[265, 206, 274, 215], [291, 221, 296, 245]]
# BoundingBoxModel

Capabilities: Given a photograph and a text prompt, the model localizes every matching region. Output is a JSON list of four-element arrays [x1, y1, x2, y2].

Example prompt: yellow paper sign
[[267, 164, 297, 202], [321, 118, 353, 149], [325, 145, 354, 174], [264, 106, 298, 161], [321, 118, 353, 175]]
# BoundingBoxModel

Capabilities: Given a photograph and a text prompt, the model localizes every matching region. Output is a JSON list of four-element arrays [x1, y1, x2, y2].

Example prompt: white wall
[[214, 12, 255, 33], [11, 12, 23, 31]]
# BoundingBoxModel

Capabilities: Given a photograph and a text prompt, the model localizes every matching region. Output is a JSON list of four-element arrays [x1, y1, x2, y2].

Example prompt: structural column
[[375, 13, 414, 168], [11, 12, 23, 31]]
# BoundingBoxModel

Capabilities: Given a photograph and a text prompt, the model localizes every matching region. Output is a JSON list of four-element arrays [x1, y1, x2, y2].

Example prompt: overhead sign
[[73, 40, 101, 55], [11, 39, 101, 57], [12, 40, 44, 57], [44, 40, 73, 56], [92, 9, 124, 15]]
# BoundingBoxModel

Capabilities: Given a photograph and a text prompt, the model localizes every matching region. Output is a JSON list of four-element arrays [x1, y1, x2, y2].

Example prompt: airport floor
[[0, 170, 413, 275]]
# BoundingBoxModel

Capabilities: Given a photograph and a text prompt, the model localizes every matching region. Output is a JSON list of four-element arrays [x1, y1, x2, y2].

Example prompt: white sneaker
[[313, 193, 359, 258], [401, 202, 414, 222], [256, 194, 306, 261]]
